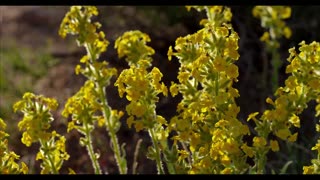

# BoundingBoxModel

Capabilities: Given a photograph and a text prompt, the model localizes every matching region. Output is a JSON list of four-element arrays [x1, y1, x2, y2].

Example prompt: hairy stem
[[84, 123, 102, 174], [149, 128, 164, 174]]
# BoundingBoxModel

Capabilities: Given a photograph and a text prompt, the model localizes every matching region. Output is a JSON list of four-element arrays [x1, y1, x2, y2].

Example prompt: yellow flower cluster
[[115, 30, 155, 66], [253, 6, 292, 48], [167, 6, 249, 174], [13, 92, 58, 146], [13, 92, 69, 174], [115, 31, 168, 132], [59, 6, 108, 53], [36, 131, 69, 174], [0, 118, 28, 174], [62, 80, 101, 131]]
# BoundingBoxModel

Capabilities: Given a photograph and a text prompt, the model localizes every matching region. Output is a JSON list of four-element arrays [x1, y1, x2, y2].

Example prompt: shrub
[[1, 5, 320, 174]]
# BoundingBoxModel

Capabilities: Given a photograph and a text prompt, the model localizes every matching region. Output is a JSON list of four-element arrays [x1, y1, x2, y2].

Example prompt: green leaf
[[279, 161, 293, 174]]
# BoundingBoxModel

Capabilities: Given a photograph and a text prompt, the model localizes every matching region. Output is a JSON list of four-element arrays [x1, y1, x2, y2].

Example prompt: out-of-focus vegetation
[[0, 43, 57, 119]]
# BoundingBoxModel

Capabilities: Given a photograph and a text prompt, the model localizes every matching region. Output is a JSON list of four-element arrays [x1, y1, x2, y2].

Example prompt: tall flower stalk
[[253, 6, 292, 93], [59, 6, 127, 174], [248, 41, 320, 173], [114, 30, 169, 174]]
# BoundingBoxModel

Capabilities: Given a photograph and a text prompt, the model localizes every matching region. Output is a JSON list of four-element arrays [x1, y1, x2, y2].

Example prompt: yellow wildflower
[[127, 116, 135, 129], [311, 141, 320, 154], [168, 46, 173, 61], [177, 150, 189, 163], [270, 140, 279, 152], [275, 128, 291, 140], [247, 112, 259, 122], [241, 144, 254, 158], [288, 132, 298, 142], [170, 81, 179, 97], [226, 64, 239, 79], [308, 79, 320, 90], [177, 71, 190, 84], [221, 154, 231, 166], [283, 27, 292, 39], [253, 136, 267, 148], [134, 121, 144, 132], [289, 114, 300, 128], [221, 167, 232, 174], [303, 166, 314, 174]]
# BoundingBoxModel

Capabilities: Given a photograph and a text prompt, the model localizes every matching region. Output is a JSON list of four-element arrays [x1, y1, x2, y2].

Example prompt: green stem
[[254, 130, 269, 174], [181, 142, 192, 167], [261, 48, 268, 109], [164, 141, 177, 175], [98, 84, 127, 174], [271, 46, 281, 92], [165, 159, 176, 174], [256, 151, 267, 174], [149, 128, 165, 174], [132, 139, 142, 174], [215, 72, 219, 96], [84, 122, 102, 174], [86, 43, 127, 174]]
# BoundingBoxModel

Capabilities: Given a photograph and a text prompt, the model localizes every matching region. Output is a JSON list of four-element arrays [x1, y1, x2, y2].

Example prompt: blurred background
[[1, 6, 320, 174]]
